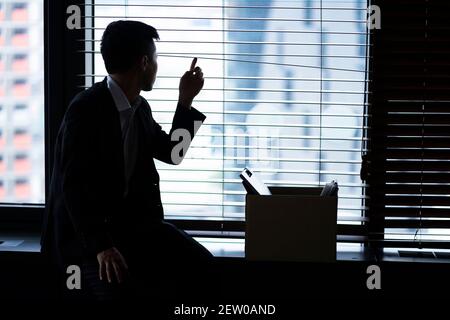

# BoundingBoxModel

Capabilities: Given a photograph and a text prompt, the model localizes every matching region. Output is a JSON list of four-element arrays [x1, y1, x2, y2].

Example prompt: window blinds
[[367, 0, 450, 250], [82, 0, 370, 238]]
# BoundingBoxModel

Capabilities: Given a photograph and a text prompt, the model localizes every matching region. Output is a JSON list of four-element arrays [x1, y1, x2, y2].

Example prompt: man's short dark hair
[[101, 20, 159, 74]]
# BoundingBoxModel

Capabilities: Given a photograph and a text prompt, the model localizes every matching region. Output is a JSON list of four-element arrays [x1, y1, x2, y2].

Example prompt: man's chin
[[142, 78, 156, 91]]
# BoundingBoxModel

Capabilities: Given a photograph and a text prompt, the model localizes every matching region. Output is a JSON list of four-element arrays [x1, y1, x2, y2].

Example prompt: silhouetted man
[[41, 20, 213, 301]]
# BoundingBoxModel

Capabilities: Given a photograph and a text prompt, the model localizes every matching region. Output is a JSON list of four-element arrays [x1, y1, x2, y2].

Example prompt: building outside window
[[0, 0, 44, 204]]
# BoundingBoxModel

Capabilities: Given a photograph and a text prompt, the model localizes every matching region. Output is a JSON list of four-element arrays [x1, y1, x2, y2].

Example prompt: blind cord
[[414, 4, 428, 249], [318, 0, 323, 188], [361, 0, 371, 227]]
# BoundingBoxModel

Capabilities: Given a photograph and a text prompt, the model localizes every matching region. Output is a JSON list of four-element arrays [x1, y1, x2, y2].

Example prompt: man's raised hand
[[179, 57, 204, 109]]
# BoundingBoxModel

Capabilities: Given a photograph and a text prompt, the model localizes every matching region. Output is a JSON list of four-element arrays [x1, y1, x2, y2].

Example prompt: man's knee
[[160, 221, 213, 261]]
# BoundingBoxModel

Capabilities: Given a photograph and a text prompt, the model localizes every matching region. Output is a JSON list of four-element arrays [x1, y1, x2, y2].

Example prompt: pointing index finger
[[190, 57, 197, 72]]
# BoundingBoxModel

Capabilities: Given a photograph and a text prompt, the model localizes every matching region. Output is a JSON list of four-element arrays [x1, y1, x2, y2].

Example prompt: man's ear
[[141, 55, 148, 71]]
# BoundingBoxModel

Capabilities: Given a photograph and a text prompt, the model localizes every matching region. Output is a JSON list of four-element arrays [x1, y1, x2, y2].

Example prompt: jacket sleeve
[[60, 101, 114, 256], [151, 103, 206, 165]]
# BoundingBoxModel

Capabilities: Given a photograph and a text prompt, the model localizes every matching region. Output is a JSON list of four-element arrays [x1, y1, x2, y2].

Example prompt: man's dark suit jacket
[[41, 77, 206, 266]]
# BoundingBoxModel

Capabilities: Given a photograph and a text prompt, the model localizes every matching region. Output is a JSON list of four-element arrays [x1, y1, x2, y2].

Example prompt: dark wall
[[1, 252, 450, 302]]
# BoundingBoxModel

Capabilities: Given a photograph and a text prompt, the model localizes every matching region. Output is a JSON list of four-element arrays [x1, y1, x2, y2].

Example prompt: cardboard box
[[245, 186, 337, 263]]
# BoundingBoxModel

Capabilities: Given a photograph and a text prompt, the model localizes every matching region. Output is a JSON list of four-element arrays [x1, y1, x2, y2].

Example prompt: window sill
[[0, 232, 41, 253], [3, 233, 450, 265]]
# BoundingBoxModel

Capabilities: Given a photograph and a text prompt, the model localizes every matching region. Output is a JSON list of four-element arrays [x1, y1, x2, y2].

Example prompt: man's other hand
[[178, 57, 204, 108], [97, 247, 129, 284]]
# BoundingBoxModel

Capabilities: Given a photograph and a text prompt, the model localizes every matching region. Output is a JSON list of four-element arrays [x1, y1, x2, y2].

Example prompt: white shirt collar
[[106, 75, 141, 112]]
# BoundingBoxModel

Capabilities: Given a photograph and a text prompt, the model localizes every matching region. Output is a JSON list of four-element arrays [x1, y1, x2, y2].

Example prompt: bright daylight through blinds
[[85, 0, 369, 225]]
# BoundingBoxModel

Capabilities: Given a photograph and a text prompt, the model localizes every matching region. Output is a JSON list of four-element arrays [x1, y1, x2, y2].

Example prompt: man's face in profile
[[141, 42, 158, 91]]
